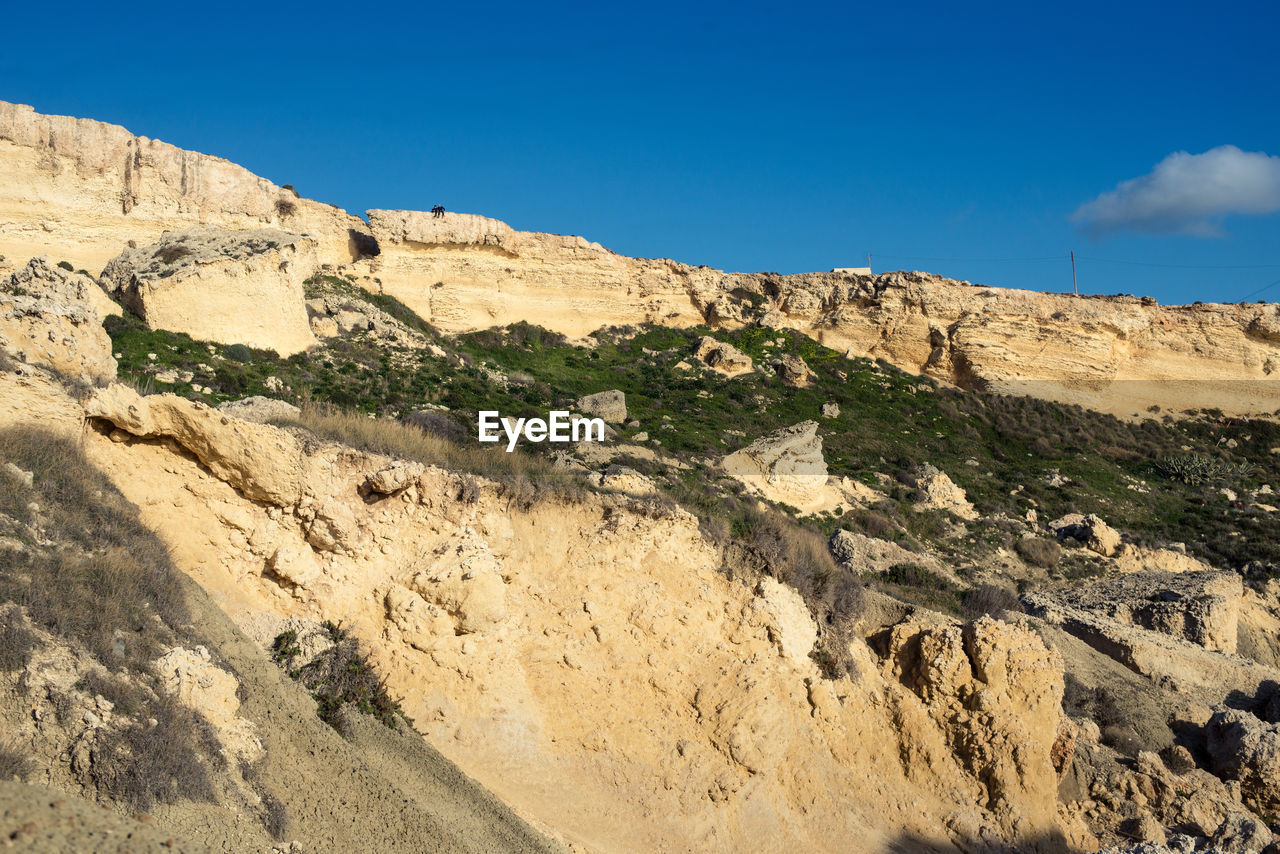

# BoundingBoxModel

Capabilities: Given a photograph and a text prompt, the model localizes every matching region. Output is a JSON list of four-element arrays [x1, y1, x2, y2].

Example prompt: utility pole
[[1070, 250, 1078, 295], [867, 251, 872, 270]]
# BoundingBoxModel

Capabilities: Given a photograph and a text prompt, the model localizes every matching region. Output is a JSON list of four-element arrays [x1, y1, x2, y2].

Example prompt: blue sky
[[3, 1, 1278, 304]]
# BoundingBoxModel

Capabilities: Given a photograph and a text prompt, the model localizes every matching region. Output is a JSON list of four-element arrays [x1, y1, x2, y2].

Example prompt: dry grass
[[88, 697, 222, 811], [1015, 536, 1063, 568], [0, 605, 37, 672], [0, 739, 32, 781], [0, 427, 189, 668], [273, 406, 588, 509], [0, 426, 221, 809]]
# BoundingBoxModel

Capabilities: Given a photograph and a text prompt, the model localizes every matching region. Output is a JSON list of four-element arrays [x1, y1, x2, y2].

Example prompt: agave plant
[[1153, 453, 1253, 485]]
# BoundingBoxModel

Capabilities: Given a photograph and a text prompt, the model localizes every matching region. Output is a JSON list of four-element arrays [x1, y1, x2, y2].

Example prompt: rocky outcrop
[[215, 395, 301, 424], [883, 617, 1068, 839], [1033, 570, 1243, 653], [1206, 707, 1280, 813], [8, 99, 1280, 418], [367, 209, 518, 253], [910, 464, 978, 520], [722, 421, 827, 509], [350, 208, 1280, 418], [85, 385, 305, 505], [830, 529, 930, 574], [576, 389, 627, 423], [58, 381, 1088, 852], [1050, 513, 1123, 557], [0, 101, 372, 270], [767, 353, 813, 386], [1, 257, 115, 383], [1024, 587, 1278, 703], [692, 336, 754, 376], [100, 227, 317, 356]]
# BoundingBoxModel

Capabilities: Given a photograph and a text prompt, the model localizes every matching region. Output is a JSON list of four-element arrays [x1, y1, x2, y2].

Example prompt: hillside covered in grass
[[104, 274, 1280, 583]]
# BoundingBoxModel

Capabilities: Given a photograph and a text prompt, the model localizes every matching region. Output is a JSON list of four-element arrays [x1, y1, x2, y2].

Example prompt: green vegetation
[[102, 272, 1280, 610], [272, 621, 405, 737]]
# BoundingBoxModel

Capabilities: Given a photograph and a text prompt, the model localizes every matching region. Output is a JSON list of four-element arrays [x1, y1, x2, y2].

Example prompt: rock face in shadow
[[1029, 570, 1242, 654], [100, 227, 318, 356]]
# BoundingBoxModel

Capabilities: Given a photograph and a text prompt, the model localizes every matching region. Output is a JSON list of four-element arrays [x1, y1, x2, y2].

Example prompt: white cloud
[[1071, 145, 1280, 237]]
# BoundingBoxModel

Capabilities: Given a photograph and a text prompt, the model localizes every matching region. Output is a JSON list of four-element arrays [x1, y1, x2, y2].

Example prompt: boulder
[[1049, 512, 1122, 557], [1032, 570, 1242, 653], [365, 460, 426, 495], [829, 529, 927, 574], [215, 395, 300, 424], [599, 465, 656, 495], [767, 354, 813, 387], [576, 389, 627, 423], [0, 257, 116, 383], [692, 336, 753, 376], [99, 226, 318, 356], [821, 401, 840, 418], [722, 421, 827, 508], [1210, 813, 1274, 853], [1206, 708, 1280, 811], [910, 463, 978, 520]]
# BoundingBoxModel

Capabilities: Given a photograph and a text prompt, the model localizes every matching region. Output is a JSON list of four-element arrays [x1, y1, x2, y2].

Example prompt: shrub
[[262, 791, 291, 839], [0, 740, 32, 781], [224, 343, 253, 363], [275, 198, 297, 218], [272, 621, 403, 737], [1154, 453, 1253, 486], [88, 697, 221, 810], [962, 583, 1021, 618], [56, 260, 74, 271], [0, 606, 36, 671], [1015, 536, 1063, 568], [153, 245, 193, 265], [402, 409, 468, 443]]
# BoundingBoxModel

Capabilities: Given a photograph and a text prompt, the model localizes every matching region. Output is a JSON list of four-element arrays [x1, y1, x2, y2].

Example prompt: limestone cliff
[[48, 381, 1084, 853], [0, 101, 372, 271], [99, 227, 318, 356], [354, 213, 1280, 418], [3, 99, 1278, 418]]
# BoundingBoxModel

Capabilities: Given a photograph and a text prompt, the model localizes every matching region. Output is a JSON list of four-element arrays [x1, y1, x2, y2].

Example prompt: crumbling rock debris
[[1049, 512, 1123, 557], [1, 257, 116, 383], [365, 460, 426, 495]]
